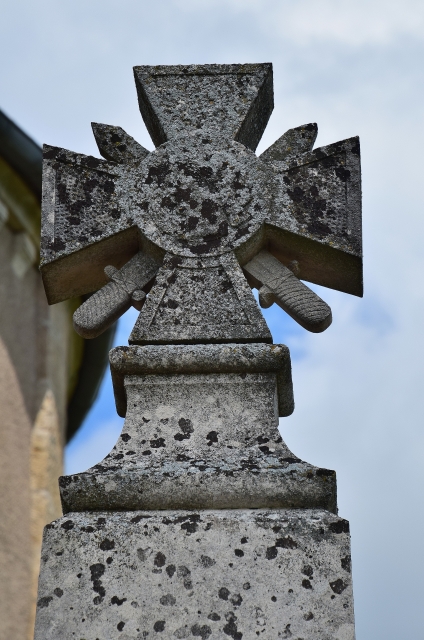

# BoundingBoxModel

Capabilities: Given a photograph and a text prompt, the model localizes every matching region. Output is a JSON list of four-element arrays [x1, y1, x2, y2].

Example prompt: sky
[[2, 0, 424, 637]]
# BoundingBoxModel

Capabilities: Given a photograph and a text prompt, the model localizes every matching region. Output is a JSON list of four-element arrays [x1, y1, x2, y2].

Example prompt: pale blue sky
[[2, 1, 424, 637]]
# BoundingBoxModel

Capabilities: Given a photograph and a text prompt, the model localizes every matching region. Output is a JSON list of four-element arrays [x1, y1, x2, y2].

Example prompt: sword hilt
[[73, 252, 159, 339], [243, 250, 332, 333]]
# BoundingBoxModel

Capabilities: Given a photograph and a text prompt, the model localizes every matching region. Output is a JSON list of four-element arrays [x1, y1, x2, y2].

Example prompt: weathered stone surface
[[109, 343, 293, 417], [243, 250, 332, 332], [129, 253, 271, 345], [35, 63, 362, 639], [73, 251, 160, 339], [40, 63, 362, 341], [35, 509, 355, 640], [260, 122, 318, 163], [133, 63, 274, 151], [92, 123, 150, 165], [59, 344, 337, 514]]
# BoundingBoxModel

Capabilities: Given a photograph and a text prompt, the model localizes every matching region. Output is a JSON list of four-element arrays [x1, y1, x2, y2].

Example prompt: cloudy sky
[[2, 1, 424, 637]]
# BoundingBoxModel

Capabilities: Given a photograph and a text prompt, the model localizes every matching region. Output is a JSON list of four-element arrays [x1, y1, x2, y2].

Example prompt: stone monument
[[34, 64, 362, 639]]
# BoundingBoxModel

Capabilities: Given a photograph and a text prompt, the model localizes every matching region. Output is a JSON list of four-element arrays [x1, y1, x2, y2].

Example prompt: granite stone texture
[[35, 509, 354, 640]]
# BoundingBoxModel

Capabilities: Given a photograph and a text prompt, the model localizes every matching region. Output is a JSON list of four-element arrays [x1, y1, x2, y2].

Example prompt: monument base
[[35, 509, 355, 639]]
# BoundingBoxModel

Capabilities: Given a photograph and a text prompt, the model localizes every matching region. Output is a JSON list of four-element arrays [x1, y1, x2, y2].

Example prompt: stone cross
[[35, 64, 361, 640], [40, 63, 361, 343]]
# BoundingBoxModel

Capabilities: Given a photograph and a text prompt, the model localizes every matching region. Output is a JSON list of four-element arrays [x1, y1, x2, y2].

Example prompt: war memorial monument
[[34, 63, 362, 639]]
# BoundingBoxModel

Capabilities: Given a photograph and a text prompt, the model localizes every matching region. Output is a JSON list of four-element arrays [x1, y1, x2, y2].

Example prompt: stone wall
[[0, 157, 81, 640]]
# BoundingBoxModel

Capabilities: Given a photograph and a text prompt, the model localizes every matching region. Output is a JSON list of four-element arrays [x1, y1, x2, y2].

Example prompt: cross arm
[[261, 135, 362, 297], [133, 63, 274, 151], [91, 123, 150, 164], [40, 144, 141, 304]]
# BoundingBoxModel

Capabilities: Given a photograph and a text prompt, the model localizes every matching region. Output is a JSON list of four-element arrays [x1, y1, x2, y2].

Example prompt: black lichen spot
[[180, 514, 200, 534], [54, 588, 63, 598], [100, 538, 115, 551], [335, 166, 351, 182], [200, 555, 216, 568], [302, 565, 313, 577], [259, 445, 270, 454], [200, 199, 218, 223], [142, 450, 152, 455], [304, 612, 314, 621], [150, 438, 166, 449], [103, 179, 115, 194], [185, 215, 200, 231], [316, 468, 335, 477], [351, 139, 360, 155], [330, 578, 348, 594], [192, 624, 212, 639], [223, 614, 242, 639], [275, 536, 298, 549], [341, 555, 352, 572], [174, 418, 194, 441], [230, 594, 243, 607], [208, 613, 221, 621], [153, 620, 165, 632], [146, 162, 170, 187], [241, 537, 248, 544], [234, 224, 250, 241], [154, 552, 166, 567], [218, 587, 230, 600], [131, 514, 151, 524], [271, 596, 277, 602], [160, 594, 176, 605], [329, 520, 350, 534], [61, 520, 74, 530], [111, 596, 127, 606], [106, 557, 113, 565], [37, 596, 53, 608], [90, 563, 106, 604], [117, 621, 125, 631], [302, 579, 312, 589], [176, 566, 192, 590], [234, 549, 244, 558], [266, 546, 278, 560], [180, 418, 193, 434], [257, 435, 269, 445], [206, 431, 218, 446], [121, 433, 131, 442], [166, 298, 179, 309], [166, 564, 176, 577], [243, 582, 250, 590]]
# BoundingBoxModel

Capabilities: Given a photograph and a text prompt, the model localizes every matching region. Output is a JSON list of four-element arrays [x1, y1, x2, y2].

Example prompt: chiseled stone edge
[[60, 464, 337, 515], [109, 343, 294, 418]]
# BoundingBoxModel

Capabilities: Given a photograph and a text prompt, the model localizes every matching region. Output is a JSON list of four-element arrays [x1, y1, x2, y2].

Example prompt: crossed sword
[[73, 250, 331, 339]]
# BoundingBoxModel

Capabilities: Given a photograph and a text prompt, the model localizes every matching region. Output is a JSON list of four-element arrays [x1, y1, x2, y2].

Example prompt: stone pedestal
[[35, 509, 354, 640], [35, 344, 354, 639]]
